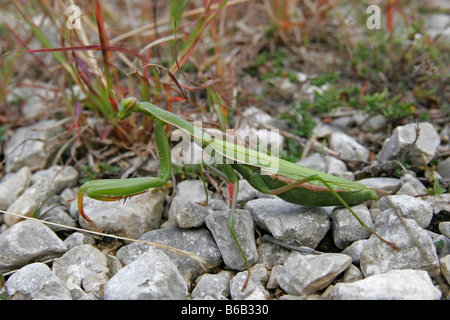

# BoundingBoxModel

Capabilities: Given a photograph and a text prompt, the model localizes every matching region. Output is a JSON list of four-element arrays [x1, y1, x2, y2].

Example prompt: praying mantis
[[78, 97, 399, 275]]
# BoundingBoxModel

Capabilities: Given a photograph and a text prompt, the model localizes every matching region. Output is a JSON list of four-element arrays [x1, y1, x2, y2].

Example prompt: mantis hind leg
[[269, 174, 399, 251]]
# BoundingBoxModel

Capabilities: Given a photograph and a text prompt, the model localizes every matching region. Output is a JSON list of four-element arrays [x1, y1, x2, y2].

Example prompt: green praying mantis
[[78, 97, 399, 274]]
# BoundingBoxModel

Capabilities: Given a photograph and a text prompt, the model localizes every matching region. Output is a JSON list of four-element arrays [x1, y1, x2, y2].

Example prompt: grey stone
[[241, 106, 288, 131], [4, 120, 63, 172], [342, 264, 363, 282], [38, 205, 78, 232], [256, 238, 291, 269], [427, 230, 450, 259], [173, 179, 211, 205], [106, 254, 122, 279], [370, 195, 433, 228], [428, 193, 450, 214], [230, 268, 270, 300], [363, 114, 387, 131], [31, 165, 78, 194], [266, 264, 283, 289], [395, 173, 427, 196], [247, 263, 269, 285], [169, 197, 211, 228], [191, 271, 232, 300], [360, 209, 440, 277], [440, 254, 450, 286], [52, 244, 109, 288], [63, 232, 96, 250], [332, 204, 373, 249], [5, 263, 71, 300], [436, 157, 450, 179], [323, 155, 354, 179], [424, 13, 450, 49], [6, 86, 59, 120], [4, 179, 54, 226], [236, 179, 271, 203], [82, 272, 108, 299], [0, 167, 31, 210], [64, 280, 90, 300], [378, 122, 440, 168], [297, 153, 353, 180], [116, 227, 222, 283], [172, 179, 228, 211], [312, 122, 338, 138], [296, 153, 327, 172], [341, 239, 368, 264], [439, 222, 450, 238], [329, 132, 369, 162], [358, 177, 402, 193]]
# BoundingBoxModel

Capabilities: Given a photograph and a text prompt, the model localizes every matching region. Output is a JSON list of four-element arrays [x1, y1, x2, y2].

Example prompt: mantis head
[[118, 97, 137, 120]]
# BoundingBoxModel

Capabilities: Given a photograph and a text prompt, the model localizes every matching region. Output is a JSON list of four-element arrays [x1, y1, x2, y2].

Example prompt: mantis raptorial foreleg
[[78, 176, 169, 232], [197, 164, 209, 206]]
